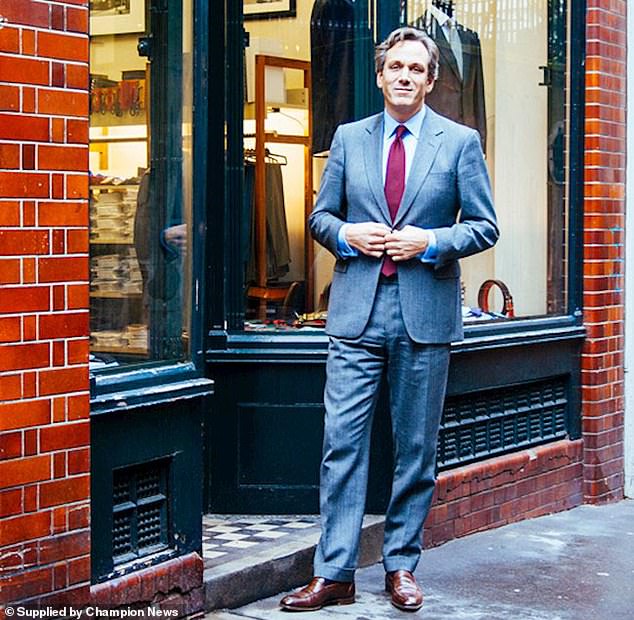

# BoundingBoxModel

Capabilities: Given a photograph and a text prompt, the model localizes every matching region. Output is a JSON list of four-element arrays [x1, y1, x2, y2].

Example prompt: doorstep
[[202, 514, 385, 611]]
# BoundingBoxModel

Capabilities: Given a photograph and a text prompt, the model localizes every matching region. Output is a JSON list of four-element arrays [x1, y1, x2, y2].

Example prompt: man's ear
[[425, 79, 435, 94], [376, 72, 383, 89]]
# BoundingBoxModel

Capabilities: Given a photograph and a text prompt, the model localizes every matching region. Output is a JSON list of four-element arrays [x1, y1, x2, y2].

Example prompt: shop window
[[234, 0, 569, 331], [89, 0, 193, 368]]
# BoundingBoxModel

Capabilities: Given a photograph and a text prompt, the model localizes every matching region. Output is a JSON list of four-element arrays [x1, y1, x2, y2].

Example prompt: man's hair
[[375, 26, 440, 81]]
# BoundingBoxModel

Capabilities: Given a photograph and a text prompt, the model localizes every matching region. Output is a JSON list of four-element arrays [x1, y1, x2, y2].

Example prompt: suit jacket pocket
[[334, 259, 349, 273], [433, 261, 460, 279]]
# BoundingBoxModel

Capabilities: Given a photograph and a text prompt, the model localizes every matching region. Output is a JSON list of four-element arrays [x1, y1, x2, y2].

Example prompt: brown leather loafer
[[385, 569, 423, 612], [280, 576, 355, 611]]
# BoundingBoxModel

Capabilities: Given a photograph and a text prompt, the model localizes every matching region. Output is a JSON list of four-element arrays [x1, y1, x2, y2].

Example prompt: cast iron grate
[[112, 459, 170, 564], [438, 377, 568, 469]]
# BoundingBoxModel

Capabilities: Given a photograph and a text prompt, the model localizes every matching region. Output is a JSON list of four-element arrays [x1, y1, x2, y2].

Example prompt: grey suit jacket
[[309, 107, 498, 344]]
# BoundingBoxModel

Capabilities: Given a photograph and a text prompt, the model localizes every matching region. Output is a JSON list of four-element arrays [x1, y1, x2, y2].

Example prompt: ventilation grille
[[438, 378, 568, 469], [112, 459, 170, 564]]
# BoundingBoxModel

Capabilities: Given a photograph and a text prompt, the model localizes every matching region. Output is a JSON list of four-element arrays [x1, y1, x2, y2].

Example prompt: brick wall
[[0, 0, 91, 606], [582, 0, 626, 502]]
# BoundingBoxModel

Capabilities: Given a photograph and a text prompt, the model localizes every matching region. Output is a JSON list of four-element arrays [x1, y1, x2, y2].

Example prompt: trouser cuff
[[313, 563, 356, 582], [383, 555, 419, 574]]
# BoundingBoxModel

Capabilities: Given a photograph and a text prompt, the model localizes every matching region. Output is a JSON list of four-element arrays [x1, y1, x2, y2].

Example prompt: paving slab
[[206, 500, 634, 620]]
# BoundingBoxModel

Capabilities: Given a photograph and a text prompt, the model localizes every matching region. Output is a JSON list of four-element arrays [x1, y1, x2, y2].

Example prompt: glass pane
[[88, 0, 193, 368], [238, 0, 568, 331], [407, 0, 568, 321]]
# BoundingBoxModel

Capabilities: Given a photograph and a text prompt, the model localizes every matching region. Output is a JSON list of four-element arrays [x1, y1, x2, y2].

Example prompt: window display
[[89, 0, 192, 368], [238, 0, 569, 330]]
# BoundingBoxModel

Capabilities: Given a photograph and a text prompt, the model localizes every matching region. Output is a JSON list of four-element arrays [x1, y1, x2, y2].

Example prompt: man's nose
[[398, 67, 411, 81]]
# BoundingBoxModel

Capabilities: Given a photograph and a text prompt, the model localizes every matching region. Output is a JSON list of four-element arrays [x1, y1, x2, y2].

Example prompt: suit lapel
[[393, 109, 443, 228], [459, 28, 473, 85], [363, 114, 392, 224]]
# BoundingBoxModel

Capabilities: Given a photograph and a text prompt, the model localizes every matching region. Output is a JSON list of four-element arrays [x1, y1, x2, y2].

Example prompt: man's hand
[[164, 223, 187, 255], [385, 225, 429, 261], [345, 222, 392, 258]]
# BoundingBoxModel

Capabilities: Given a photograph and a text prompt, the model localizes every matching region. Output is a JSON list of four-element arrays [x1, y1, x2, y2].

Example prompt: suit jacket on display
[[412, 13, 487, 152], [309, 108, 498, 344], [310, 0, 355, 154]]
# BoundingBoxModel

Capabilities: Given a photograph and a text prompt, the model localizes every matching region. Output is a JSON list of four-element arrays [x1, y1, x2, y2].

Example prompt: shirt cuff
[[419, 230, 437, 264], [337, 224, 358, 258]]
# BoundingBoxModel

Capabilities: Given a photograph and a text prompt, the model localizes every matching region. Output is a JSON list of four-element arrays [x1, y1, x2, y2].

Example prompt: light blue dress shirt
[[336, 107, 437, 263]]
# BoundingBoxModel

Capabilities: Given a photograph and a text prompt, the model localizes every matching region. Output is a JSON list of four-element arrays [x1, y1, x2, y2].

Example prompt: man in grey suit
[[281, 26, 498, 612]]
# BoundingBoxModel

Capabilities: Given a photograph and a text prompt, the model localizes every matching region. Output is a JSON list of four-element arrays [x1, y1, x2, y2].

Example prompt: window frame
[[210, 0, 586, 349]]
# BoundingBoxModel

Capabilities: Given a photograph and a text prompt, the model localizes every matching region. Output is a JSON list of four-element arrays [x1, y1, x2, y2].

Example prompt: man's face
[[376, 40, 435, 121]]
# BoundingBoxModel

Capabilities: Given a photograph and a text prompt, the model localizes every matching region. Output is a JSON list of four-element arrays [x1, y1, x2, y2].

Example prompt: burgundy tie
[[382, 125, 407, 277]]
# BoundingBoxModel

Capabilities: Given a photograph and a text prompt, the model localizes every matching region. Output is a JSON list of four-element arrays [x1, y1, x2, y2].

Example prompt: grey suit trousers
[[313, 279, 450, 582]]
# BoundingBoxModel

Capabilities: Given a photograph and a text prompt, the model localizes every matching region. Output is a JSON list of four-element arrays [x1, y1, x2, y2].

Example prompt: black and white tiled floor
[[202, 515, 320, 570]]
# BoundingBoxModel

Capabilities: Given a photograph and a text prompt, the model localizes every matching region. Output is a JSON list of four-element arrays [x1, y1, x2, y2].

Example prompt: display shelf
[[90, 291, 142, 299], [90, 184, 140, 190], [90, 238, 134, 245], [90, 345, 148, 355]]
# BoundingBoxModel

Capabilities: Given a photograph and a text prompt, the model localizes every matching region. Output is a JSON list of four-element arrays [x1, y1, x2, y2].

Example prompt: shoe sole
[[280, 596, 355, 612]]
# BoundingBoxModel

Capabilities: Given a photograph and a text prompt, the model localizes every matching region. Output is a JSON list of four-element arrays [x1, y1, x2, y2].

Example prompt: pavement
[[205, 499, 634, 620]]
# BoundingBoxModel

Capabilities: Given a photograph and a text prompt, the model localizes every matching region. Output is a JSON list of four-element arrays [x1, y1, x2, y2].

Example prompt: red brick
[[67, 284, 89, 310], [39, 257, 88, 283], [38, 90, 89, 118], [0, 431, 22, 461], [0, 399, 50, 431], [37, 32, 89, 63], [0, 143, 20, 168], [67, 394, 89, 421], [52, 174, 64, 199], [0, 56, 49, 85], [0, 317, 20, 343], [0, 113, 48, 141], [68, 555, 90, 586], [67, 229, 89, 253], [39, 202, 88, 226], [40, 474, 90, 508], [52, 229, 65, 254], [23, 86, 36, 113], [23, 314, 37, 340], [53, 397, 66, 423], [52, 117, 65, 143], [23, 201, 36, 226], [40, 312, 89, 340], [0, 342, 49, 372], [22, 143, 35, 169], [66, 64, 89, 90], [24, 428, 38, 455], [66, 174, 88, 199], [40, 421, 89, 453], [39, 146, 88, 172], [0, 488, 22, 518], [0, 172, 48, 198], [0, 230, 48, 255], [0, 25, 20, 53], [68, 448, 89, 475], [21, 27, 36, 55], [53, 561, 68, 590], [53, 285, 65, 311], [0, 259, 21, 284], [53, 340, 65, 366], [1, 1, 50, 28], [67, 339, 89, 365], [0, 85, 19, 112], [39, 367, 89, 397], [67, 119, 88, 144], [68, 504, 89, 530], [2, 565, 54, 602], [53, 452, 66, 479], [0, 374, 21, 400], [0, 201, 20, 226], [67, 8, 89, 34], [22, 372, 37, 399], [50, 4, 64, 31], [0, 454, 51, 488], [0, 286, 49, 313], [0, 510, 51, 546]]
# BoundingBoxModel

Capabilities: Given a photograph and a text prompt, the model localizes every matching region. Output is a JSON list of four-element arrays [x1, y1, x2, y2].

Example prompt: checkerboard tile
[[202, 515, 320, 570]]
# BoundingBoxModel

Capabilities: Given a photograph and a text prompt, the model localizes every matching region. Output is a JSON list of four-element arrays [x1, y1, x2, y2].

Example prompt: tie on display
[[447, 21, 463, 78], [382, 125, 407, 277]]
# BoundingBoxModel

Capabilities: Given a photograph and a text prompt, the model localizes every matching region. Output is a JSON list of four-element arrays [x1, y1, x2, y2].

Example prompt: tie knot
[[395, 125, 407, 139]]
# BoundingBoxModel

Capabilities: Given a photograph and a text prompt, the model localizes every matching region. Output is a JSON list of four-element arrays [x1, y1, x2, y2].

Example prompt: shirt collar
[[430, 4, 454, 28], [383, 106, 426, 141]]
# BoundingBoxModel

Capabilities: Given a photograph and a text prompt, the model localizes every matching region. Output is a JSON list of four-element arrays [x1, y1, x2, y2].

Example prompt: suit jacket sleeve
[[431, 129, 498, 266], [472, 33, 487, 153], [308, 125, 348, 257]]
